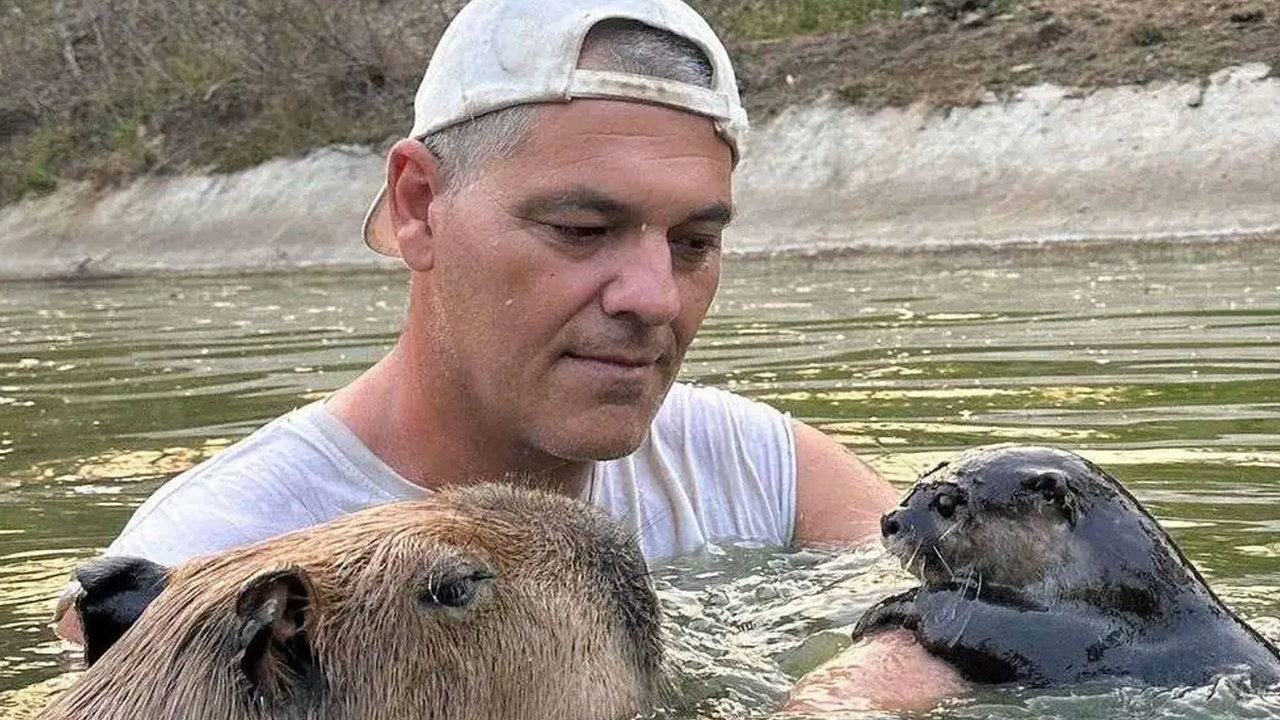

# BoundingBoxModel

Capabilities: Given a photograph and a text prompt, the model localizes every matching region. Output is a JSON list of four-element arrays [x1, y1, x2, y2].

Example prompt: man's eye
[[673, 235, 720, 261], [550, 224, 609, 241]]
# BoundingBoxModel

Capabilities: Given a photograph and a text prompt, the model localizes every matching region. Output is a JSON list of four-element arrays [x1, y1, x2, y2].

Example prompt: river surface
[[1, 238, 1278, 718]]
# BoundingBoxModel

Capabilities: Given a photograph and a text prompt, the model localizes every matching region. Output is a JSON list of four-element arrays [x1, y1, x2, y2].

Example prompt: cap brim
[[362, 184, 401, 257]]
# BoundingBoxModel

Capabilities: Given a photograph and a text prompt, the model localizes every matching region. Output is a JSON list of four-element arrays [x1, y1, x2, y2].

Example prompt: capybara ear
[[233, 566, 321, 704], [73, 556, 169, 666], [1022, 471, 1079, 526]]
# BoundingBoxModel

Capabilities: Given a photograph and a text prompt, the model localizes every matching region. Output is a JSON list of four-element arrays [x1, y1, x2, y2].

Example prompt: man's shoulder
[[655, 381, 792, 432], [107, 402, 396, 565], [593, 382, 798, 559], [648, 383, 796, 475], [145, 403, 338, 503]]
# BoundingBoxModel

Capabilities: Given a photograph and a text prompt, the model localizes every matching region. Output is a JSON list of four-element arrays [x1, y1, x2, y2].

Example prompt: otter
[[853, 444, 1280, 687], [40, 484, 665, 720]]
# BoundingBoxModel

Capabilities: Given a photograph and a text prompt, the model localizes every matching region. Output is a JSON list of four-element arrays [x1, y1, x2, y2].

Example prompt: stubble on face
[[415, 100, 734, 467]]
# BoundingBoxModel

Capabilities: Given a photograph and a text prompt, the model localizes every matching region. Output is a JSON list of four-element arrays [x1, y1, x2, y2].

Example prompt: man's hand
[[784, 630, 969, 713], [53, 581, 86, 646], [788, 422, 966, 711], [791, 421, 899, 545]]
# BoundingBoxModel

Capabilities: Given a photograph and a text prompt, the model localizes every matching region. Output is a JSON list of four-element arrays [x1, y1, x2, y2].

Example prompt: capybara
[[41, 483, 665, 719]]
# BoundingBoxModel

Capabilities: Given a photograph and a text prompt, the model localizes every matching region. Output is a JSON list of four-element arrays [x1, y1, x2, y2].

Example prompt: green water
[[1, 239, 1278, 717]]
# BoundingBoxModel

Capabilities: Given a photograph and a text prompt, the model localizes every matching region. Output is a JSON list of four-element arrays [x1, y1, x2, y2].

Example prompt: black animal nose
[[881, 510, 902, 537]]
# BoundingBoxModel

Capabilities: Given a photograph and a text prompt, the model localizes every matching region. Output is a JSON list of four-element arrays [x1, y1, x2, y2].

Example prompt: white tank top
[[106, 382, 797, 565]]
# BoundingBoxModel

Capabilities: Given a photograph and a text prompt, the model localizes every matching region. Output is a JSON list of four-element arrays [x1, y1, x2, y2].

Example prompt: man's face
[[419, 99, 733, 462]]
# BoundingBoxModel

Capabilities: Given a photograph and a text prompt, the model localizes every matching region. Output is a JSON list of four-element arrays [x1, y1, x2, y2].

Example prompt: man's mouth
[[563, 351, 665, 369]]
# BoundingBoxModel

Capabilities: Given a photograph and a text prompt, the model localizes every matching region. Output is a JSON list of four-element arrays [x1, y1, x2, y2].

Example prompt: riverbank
[[6, 0, 1277, 202], [2, 0, 1278, 278], [3, 60, 1278, 279]]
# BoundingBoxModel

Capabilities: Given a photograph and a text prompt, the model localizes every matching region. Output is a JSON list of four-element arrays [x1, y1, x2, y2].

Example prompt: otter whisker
[[949, 599, 975, 648], [904, 539, 924, 576], [936, 518, 964, 544], [932, 546, 956, 582]]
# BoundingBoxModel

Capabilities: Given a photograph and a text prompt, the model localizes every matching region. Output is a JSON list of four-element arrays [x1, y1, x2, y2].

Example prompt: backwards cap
[[362, 0, 748, 256]]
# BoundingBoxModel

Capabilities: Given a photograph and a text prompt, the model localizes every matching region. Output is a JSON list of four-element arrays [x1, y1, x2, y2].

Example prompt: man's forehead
[[520, 98, 733, 162], [515, 185, 734, 225], [470, 101, 730, 217]]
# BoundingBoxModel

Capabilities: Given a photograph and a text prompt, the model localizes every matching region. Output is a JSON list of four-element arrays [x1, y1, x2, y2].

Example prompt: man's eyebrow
[[680, 201, 734, 228], [514, 187, 734, 227], [514, 188, 632, 221]]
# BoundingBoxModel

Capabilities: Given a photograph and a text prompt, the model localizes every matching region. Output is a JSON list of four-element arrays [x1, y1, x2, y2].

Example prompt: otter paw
[[852, 588, 921, 639]]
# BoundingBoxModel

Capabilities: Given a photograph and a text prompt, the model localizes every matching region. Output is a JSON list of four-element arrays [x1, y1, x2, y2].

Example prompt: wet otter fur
[[40, 484, 665, 720], [854, 444, 1280, 687]]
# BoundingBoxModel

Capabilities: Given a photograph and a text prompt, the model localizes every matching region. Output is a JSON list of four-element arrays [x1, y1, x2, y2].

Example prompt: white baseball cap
[[362, 0, 749, 257]]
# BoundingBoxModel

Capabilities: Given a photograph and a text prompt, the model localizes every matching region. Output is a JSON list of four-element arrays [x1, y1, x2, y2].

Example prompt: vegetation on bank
[[0, 0, 902, 205], [3, 0, 1277, 206]]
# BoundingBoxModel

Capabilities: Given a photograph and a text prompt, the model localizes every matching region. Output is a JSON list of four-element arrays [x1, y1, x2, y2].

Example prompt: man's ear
[[72, 556, 169, 665], [234, 566, 322, 706], [387, 139, 445, 272]]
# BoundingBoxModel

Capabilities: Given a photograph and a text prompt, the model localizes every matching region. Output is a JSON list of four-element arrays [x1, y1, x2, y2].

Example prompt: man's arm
[[788, 420, 968, 710], [791, 420, 899, 545], [53, 582, 85, 644], [785, 630, 969, 713]]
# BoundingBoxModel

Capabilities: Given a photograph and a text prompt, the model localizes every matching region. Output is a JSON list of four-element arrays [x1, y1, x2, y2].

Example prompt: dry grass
[[2, 0, 1277, 205], [0, 0, 904, 204], [0, 0, 463, 203], [736, 0, 1279, 118]]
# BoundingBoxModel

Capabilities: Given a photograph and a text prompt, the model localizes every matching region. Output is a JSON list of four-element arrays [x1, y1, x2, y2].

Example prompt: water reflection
[[1, 239, 1278, 717]]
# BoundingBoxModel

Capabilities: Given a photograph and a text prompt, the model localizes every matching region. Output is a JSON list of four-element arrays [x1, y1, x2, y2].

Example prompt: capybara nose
[[881, 510, 902, 537]]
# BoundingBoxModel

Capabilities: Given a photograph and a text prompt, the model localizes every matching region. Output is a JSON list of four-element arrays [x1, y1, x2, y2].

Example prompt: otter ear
[[73, 556, 169, 665], [1022, 471, 1079, 526], [234, 567, 321, 704]]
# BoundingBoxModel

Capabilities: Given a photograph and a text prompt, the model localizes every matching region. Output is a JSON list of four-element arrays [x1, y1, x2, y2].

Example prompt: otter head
[[45, 484, 664, 720], [880, 445, 1095, 590]]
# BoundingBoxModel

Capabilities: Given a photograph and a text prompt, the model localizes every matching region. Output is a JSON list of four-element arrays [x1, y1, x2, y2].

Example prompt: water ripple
[[2, 240, 1279, 717]]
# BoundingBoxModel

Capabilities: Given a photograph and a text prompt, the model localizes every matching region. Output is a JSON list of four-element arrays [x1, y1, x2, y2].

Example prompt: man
[[58, 0, 962, 707]]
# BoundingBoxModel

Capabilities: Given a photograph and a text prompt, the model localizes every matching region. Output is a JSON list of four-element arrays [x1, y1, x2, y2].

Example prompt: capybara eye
[[422, 569, 495, 609]]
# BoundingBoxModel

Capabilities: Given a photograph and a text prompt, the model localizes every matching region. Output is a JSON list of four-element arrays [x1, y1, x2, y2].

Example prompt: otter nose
[[881, 510, 902, 537]]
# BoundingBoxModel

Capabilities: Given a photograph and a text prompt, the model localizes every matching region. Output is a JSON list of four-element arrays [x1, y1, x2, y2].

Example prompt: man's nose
[[881, 509, 903, 537], [600, 234, 681, 325]]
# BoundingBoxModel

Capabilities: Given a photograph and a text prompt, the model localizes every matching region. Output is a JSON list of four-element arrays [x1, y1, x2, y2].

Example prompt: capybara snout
[[42, 484, 665, 720]]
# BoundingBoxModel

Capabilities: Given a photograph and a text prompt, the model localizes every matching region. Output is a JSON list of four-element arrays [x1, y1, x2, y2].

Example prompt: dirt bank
[[4, 61, 1277, 278], [2, 0, 1278, 278], [736, 0, 1279, 119], [2, 0, 1277, 206]]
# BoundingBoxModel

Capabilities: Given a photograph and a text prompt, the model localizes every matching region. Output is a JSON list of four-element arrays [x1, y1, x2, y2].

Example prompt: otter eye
[[933, 494, 955, 518], [930, 491, 966, 519], [422, 569, 495, 609]]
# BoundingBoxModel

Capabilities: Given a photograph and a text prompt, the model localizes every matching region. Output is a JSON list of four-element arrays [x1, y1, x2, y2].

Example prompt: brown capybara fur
[[40, 484, 665, 720]]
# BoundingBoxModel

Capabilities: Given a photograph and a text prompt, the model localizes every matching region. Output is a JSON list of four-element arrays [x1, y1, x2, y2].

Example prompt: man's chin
[[548, 431, 648, 462], [533, 383, 670, 460], [539, 414, 652, 462]]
